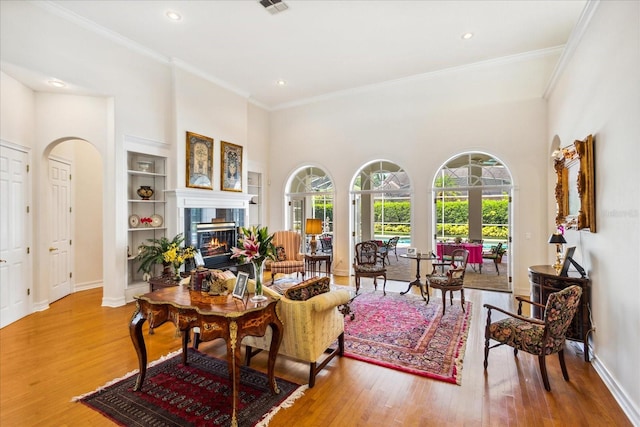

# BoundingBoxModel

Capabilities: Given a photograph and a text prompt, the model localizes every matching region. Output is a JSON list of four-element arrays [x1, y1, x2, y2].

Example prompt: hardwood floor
[[0, 277, 630, 426]]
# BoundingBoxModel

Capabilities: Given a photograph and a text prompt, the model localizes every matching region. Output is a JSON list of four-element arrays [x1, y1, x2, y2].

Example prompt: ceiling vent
[[259, 0, 289, 15]]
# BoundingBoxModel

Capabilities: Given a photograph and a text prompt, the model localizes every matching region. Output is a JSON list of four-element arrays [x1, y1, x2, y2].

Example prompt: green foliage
[[373, 201, 411, 222]]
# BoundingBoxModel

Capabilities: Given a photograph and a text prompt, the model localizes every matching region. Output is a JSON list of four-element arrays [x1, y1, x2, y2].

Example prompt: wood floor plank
[[0, 276, 632, 426]]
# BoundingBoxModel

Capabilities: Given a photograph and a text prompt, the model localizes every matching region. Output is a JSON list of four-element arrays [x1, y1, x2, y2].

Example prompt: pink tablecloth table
[[436, 242, 484, 272]]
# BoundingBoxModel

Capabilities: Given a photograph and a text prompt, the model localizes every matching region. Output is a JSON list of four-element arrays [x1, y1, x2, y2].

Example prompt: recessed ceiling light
[[166, 10, 182, 21], [48, 79, 66, 88], [461, 32, 474, 40], [276, 79, 287, 86]]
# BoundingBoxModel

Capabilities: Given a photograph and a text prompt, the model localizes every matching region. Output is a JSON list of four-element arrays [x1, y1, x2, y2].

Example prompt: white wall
[[269, 53, 556, 291], [548, 1, 639, 423]]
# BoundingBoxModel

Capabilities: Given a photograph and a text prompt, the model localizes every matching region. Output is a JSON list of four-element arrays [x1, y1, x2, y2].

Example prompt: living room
[[0, 1, 638, 425]]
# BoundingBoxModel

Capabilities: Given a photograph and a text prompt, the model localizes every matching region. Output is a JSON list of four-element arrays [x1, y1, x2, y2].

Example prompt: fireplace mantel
[[166, 189, 252, 237]]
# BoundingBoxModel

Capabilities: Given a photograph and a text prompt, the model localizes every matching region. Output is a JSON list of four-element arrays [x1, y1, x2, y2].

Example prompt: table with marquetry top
[[129, 286, 283, 427]]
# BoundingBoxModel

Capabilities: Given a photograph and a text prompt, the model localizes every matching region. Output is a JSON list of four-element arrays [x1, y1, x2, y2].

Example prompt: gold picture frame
[[221, 141, 242, 192], [186, 131, 214, 190], [554, 134, 596, 232]]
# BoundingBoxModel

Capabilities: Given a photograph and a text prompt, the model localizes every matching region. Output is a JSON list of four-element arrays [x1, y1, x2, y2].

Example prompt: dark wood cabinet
[[528, 265, 591, 361]]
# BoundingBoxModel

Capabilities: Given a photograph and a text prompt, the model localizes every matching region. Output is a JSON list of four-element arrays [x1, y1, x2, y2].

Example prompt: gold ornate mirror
[[554, 134, 596, 232]]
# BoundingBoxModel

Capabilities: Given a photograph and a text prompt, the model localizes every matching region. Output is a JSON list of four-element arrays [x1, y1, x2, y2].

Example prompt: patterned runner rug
[[344, 291, 472, 385], [73, 348, 306, 427]]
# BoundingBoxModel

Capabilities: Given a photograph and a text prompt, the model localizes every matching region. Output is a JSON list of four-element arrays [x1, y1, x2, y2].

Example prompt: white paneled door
[[0, 143, 31, 328], [48, 158, 72, 303]]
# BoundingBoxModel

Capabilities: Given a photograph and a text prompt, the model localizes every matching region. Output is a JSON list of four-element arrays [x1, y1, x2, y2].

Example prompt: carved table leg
[[226, 320, 240, 427], [129, 306, 147, 391], [267, 316, 283, 394]]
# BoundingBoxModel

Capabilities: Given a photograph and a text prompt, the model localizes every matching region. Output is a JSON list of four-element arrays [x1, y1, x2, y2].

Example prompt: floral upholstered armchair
[[483, 285, 583, 391], [241, 276, 351, 388]]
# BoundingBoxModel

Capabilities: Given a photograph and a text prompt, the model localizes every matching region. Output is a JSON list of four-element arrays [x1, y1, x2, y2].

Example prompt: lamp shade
[[306, 218, 323, 235], [548, 233, 567, 244]]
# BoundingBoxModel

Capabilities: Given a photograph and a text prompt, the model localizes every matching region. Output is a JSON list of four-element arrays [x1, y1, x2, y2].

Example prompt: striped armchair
[[269, 230, 306, 282]]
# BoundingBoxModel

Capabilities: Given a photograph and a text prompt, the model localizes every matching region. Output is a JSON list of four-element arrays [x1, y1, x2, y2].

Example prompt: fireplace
[[184, 208, 244, 269]]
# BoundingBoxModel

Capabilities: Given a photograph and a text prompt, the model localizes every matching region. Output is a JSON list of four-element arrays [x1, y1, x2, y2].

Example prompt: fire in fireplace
[[184, 208, 245, 269]]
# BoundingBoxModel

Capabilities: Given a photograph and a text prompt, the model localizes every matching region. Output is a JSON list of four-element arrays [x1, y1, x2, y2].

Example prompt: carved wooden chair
[[482, 242, 503, 274], [353, 240, 387, 294], [426, 248, 469, 315], [483, 285, 583, 391]]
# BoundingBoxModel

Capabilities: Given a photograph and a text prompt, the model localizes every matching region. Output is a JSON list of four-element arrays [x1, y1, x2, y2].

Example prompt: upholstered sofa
[[237, 276, 351, 388]]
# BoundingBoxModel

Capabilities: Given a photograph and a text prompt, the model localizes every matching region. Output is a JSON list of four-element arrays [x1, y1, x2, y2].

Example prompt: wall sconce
[[548, 233, 567, 273], [306, 218, 323, 255]]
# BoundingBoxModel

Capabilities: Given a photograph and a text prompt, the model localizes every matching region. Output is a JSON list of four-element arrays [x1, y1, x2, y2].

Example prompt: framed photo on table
[[221, 141, 242, 192], [232, 272, 249, 299], [186, 131, 214, 190]]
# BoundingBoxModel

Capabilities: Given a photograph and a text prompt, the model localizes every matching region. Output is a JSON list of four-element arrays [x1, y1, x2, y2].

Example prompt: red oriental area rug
[[73, 348, 306, 427], [344, 291, 472, 385]]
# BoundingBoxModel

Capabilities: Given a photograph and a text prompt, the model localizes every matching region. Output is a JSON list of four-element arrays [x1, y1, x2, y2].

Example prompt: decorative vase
[[137, 185, 154, 200], [173, 263, 181, 281], [251, 260, 267, 302]]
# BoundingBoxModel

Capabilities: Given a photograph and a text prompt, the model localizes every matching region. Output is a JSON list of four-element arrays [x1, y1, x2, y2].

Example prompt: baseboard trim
[[592, 355, 639, 426]]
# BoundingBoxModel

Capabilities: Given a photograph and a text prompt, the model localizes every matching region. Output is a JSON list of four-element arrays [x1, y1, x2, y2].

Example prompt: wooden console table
[[130, 286, 283, 427], [528, 265, 591, 361]]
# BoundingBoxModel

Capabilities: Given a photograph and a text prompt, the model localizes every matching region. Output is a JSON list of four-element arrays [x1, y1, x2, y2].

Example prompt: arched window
[[351, 160, 411, 246], [286, 166, 334, 248]]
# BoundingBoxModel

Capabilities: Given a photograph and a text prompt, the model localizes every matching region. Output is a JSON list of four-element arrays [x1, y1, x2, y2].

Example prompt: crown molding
[[543, 0, 601, 99]]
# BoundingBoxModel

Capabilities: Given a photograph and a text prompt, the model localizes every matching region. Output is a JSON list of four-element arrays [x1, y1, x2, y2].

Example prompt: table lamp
[[306, 218, 323, 254], [548, 233, 567, 273]]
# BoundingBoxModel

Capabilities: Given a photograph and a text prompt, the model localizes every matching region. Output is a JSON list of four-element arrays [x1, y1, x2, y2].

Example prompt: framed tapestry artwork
[[221, 141, 242, 192], [553, 134, 596, 232], [186, 131, 214, 190]]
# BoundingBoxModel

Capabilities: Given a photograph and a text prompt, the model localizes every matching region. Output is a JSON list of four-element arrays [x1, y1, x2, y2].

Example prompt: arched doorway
[[350, 159, 411, 257], [432, 152, 512, 291], [47, 138, 103, 302], [285, 166, 335, 253]]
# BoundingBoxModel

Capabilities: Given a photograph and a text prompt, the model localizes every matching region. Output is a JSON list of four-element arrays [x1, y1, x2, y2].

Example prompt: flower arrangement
[[230, 226, 276, 265], [137, 233, 195, 279], [230, 226, 275, 300]]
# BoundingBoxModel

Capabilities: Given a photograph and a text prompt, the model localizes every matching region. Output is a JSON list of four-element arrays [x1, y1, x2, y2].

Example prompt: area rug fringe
[[70, 349, 183, 402], [255, 384, 308, 427], [453, 302, 472, 385]]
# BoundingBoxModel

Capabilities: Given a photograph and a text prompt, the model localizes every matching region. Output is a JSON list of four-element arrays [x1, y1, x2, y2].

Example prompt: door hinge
[[69, 272, 73, 279], [69, 240, 72, 245], [26, 164, 30, 173], [27, 247, 30, 254], [69, 174, 72, 180], [288, 201, 291, 206], [352, 199, 355, 206], [27, 288, 30, 296], [26, 206, 30, 213], [352, 231, 355, 237], [508, 196, 512, 203], [69, 207, 72, 213]]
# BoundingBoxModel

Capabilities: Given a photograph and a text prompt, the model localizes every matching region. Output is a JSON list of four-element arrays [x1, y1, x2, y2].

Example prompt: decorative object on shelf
[[553, 134, 596, 232], [305, 218, 323, 255], [137, 185, 154, 200], [128, 214, 140, 228], [548, 232, 567, 273], [231, 225, 276, 302], [140, 217, 153, 226], [150, 214, 163, 227], [221, 140, 243, 192], [186, 131, 214, 190], [136, 234, 195, 279], [136, 161, 153, 172]]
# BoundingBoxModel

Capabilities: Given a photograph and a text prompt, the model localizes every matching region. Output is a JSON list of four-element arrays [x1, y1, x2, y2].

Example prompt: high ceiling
[[1, 0, 587, 110]]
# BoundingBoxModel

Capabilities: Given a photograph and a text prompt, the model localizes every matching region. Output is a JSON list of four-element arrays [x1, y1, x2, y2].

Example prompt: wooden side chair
[[482, 242, 503, 274], [483, 285, 583, 391], [426, 248, 469, 315], [353, 241, 387, 294]]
